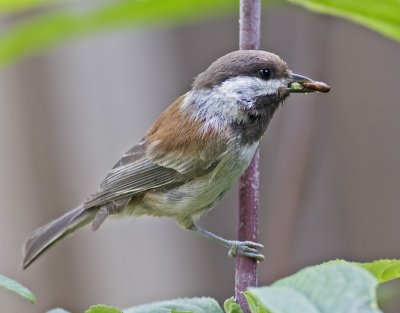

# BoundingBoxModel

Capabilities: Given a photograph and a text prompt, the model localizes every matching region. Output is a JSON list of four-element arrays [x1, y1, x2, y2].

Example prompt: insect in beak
[[287, 73, 330, 93]]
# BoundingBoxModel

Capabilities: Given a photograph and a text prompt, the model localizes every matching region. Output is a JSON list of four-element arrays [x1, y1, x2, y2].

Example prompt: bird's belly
[[138, 142, 259, 218]]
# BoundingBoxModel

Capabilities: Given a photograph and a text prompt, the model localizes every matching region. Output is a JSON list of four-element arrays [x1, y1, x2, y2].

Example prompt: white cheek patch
[[217, 76, 287, 108], [180, 76, 288, 134], [181, 90, 248, 135]]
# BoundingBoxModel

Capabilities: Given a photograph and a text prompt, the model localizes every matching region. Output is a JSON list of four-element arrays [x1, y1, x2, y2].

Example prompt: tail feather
[[22, 206, 95, 269]]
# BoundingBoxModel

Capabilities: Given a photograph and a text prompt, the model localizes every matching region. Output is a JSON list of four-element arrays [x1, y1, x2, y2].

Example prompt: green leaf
[[0, 0, 237, 67], [47, 309, 71, 313], [85, 304, 123, 313], [0, 274, 36, 303], [245, 262, 382, 313], [0, 0, 56, 14], [223, 297, 243, 313], [245, 287, 319, 313], [356, 259, 400, 283], [288, 0, 400, 41], [123, 297, 223, 313]]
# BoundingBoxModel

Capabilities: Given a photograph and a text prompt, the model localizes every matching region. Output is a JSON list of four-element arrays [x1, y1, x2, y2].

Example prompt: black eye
[[259, 69, 272, 80]]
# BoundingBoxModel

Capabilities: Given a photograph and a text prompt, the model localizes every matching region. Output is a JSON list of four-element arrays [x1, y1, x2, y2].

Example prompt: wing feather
[[83, 144, 183, 208], [83, 96, 229, 209]]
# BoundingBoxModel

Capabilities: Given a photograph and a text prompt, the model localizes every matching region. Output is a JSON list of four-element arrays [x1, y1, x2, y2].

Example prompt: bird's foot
[[228, 240, 265, 262]]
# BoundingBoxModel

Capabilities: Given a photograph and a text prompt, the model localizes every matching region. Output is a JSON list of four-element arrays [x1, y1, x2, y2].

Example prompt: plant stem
[[235, 0, 261, 312], [239, 0, 261, 51]]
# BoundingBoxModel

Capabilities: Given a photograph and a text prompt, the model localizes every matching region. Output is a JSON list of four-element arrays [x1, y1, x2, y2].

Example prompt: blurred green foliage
[[0, 0, 237, 67], [0, 0, 54, 14], [0, 0, 399, 68], [0, 274, 35, 303], [289, 0, 400, 41]]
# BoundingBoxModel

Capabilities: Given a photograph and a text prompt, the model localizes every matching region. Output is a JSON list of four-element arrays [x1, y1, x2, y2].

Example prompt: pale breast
[[139, 142, 259, 219]]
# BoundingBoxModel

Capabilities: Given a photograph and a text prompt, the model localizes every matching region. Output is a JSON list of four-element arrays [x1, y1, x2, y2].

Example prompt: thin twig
[[235, 0, 261, 312]]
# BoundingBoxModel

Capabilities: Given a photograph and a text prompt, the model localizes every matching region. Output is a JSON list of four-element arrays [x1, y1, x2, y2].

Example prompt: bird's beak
[[287, 73, 330, 93]]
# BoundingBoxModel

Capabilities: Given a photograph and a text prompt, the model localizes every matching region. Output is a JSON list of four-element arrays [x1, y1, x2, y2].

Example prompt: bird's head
[[188, 50, 329, 143]]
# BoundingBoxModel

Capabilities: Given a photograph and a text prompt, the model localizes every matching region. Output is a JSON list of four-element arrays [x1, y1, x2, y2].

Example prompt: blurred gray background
[[1, 3, 400, 312]]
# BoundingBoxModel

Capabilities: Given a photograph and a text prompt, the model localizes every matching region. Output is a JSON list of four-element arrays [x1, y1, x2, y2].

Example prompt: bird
[[22, 50, 329, 269]]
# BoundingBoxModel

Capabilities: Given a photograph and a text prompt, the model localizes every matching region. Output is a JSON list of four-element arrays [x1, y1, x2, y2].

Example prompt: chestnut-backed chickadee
[[22, 50, 330, 269]]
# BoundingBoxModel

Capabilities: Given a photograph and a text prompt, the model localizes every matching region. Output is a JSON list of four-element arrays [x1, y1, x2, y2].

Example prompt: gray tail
[[22, 206, 96, 269]]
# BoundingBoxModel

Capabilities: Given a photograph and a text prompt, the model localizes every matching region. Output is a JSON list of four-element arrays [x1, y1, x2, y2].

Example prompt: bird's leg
[[178, 217, 264, 261]]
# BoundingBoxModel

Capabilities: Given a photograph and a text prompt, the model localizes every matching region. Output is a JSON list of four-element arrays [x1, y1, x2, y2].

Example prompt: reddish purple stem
[[235, 0, 261, 312]]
